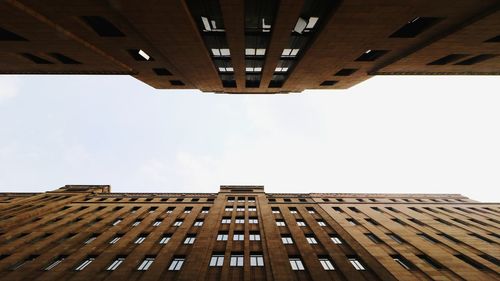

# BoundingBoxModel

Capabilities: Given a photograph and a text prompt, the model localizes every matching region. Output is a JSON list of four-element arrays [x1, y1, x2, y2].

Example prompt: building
[[0, 185, 498, 280], [0, 1, 499, 94]]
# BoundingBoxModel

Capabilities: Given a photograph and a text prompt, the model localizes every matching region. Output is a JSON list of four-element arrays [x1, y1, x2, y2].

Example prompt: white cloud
[[0, 76, 21, 103]]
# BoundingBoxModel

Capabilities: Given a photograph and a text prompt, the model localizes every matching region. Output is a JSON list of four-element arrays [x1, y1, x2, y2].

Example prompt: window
[[238, 197, 245, 202], [230, 254, 244, 267], [210, 254, 224, 267], [332, 207, 342, 213], [152, 220, 162, 227], [184, 234, 196, 244], [135, 234, 148, 244], [289, 257, 305, 270], [319, 257, 335, 270], [222, 217, 231, 224], [245, 48, 266, 56], [320, 80, 337, 86], [237, 206, 245, 211], [109, 234, 122, 244], [211, 48, 231, 57], [390, 17, 441, 38], [335, 68, 358, 76], [249, 232, 261, 241], [485, 34, 500, 43], [10, 255, 39, 270], [366, 218, 379, 226], [417, 233, 439, 244], [248, 197, 256, 202], [348, 257, 365, 271], [272, 207, 280, 214], [225, 206, 234, 211], [148, 207, 157, 213], [201, 207, 210, 213], [81, 16, 124, 37], [428, 54, 469, 65], [85, 233, 99, 244], [454, 254, 486, 270], [75, 256, 96, 271], [387, 233, 404, 244], [44, 255, 67, 271], [282, 236, 293, 244], [137, 256, 155, 271], [0, 27, 27, 41], [392, 255, 413, 270], [297, 220, 306, 227], [281, 48, 300, 57], [248, 207, 257, 212], [417, 254, 443, 269], [306, 207, 315, 214], [227, 197, 235, 202], [217, 232, 229, 241], [274, 67, 289, 73], [159, 234, 171, 244], [168, 257, 185, 271], [306, 235, 318, 244], [276, 220, 286, 226], [193, 220, 204, 226], [132, 220, 142, 227], [289, 207, 298, 214], [173, 220, 183, 226], [112, 218, 122, 226], [233, 232, 244, 241], [365, 233, 383, 244], [166, 207, 175, 213], [184, 207, 192, 213], [131, 206, 140, 213], [153, 68, 172, 76], [235, 217, 245, 224], [355, 49, 388, 61], [318, 220, 327, 227], [106, 256, 126, 271], [250, 254, 264, 267], [330, 235, 342, 244], [249, 218, 258, 224]]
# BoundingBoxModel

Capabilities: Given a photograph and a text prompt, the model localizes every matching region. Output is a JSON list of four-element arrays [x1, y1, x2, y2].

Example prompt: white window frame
[[209, 255, 224, 267], [173, 220, 183, 226], [249, 233, 261, 241], [319, 258, 335, 270], [230, 255, 244, 267], [217, 233, 228, 241], [249, 219, 258, 224], [135, 236, 147, 244], [250, 255, 264, 267], [184, 236, 196, 244], [306, 237, 318, 244], [318, 221, 327, 226], [109, 236, 121, 244], [137, 257, 155, 271], [152, 220, 162, 227], [221, 218, 231, 224], [349, 258, 366, 271], [44, 256, 66, 271], [75, 257, 95, 271], [276, 220, 286, 226], [106, 257, 125, 271], [235, 218, 245, 224], [168, 258, 185, 271], [159, 235, 171, 244], [282, 236, 293, 244], [331, 236, 342, 244], [297, 221, 306, 227], [233, 233, 244, 241], [289, 258, 304, 271]]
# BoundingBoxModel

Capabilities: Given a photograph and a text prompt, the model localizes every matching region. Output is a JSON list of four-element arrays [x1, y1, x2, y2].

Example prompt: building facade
[[0, 185, 499, 280], [0, 1, 499, 93]]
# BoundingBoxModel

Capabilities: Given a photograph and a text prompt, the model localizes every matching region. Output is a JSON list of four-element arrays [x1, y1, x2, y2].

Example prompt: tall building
[[0, 185, 498, 280], [0, 1, 499, 94]]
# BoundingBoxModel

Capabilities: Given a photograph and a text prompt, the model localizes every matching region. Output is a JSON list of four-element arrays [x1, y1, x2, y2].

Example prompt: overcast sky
[[0, 75, 499, 202]]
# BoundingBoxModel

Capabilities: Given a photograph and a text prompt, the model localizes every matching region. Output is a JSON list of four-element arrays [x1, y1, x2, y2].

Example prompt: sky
[[0, 74, 499, 202]]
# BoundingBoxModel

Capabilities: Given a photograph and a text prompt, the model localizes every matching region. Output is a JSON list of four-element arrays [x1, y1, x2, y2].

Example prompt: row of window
[[85, 197, 216, 202]]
